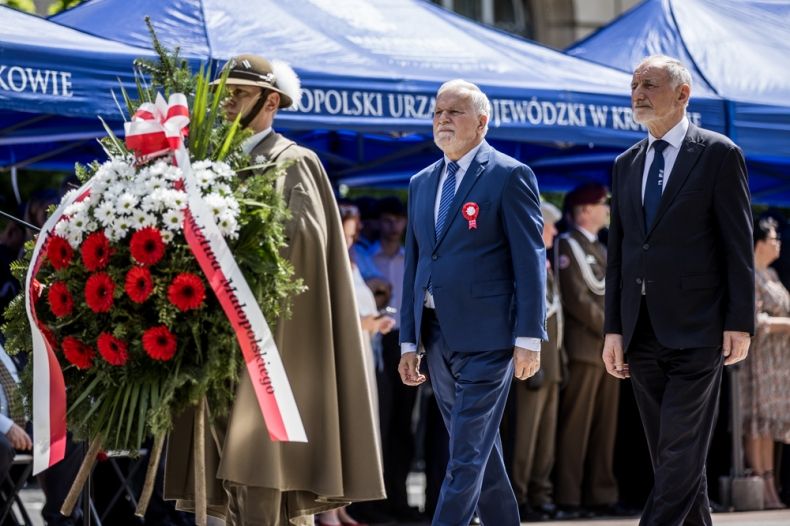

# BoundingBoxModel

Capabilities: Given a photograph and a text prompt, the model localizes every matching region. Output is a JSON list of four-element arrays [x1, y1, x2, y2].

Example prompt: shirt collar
[[242, 127, 273, 155], [648, 117, 688, 151], [444, 141, 484, 173], [575, 226, 599, 243]]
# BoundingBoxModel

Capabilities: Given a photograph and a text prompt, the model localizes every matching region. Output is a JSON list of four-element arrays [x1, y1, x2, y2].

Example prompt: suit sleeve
[[604, 162, 623, 335], [399, 177, 419, 345], [557, 238, 605, 336], [713, 145, 755, 334], [502, 164, 548, 341]]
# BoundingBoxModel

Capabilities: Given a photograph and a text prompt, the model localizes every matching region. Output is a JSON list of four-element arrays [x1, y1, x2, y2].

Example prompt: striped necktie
[[436, 161, 459, 239]]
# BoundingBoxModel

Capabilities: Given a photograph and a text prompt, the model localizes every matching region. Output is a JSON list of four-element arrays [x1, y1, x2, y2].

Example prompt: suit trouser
[[422, 308, 520, 526], [555, 361, 619, 506], [510, 381, 559, 507], [628, 304, 723, 526]]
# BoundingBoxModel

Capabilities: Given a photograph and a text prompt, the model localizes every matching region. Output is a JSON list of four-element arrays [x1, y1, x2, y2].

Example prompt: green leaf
[[124, 383, 140, 449], [137, 382, 149, 448], [67, 376, 101, 415]]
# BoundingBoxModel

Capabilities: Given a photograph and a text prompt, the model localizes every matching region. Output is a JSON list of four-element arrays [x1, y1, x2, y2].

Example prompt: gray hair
[[437, 79, 491, 136], [637, 55, 693, 90]]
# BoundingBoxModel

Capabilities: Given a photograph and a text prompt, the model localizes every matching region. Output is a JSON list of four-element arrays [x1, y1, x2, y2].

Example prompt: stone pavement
[[13, 484, 790, 525]]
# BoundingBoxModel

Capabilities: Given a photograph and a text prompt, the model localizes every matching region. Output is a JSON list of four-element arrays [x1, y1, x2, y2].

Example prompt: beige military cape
[[164, 132, 385, 523]]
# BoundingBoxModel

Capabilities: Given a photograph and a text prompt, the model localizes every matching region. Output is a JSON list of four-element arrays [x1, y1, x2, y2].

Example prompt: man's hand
[[6, 423, 32, 451], [398, 352, 426, 386], [602, 333, 630, 379], [513, 347, 540, 380], [723, 330, 750, 365]]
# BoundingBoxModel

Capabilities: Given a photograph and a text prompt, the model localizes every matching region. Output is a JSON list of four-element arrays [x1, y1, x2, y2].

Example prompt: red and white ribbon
[[177, 146, 307, 442], [124, 93, 189, 160], [26, 182, 93, 474]]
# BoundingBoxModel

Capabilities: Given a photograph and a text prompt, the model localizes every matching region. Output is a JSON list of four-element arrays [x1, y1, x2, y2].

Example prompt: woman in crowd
[[316, 202, 394, 526], [742, 217, 790, 509]]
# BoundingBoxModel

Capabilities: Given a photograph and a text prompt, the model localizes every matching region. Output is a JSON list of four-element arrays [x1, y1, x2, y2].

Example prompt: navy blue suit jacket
[[400, 141, 548, 352]]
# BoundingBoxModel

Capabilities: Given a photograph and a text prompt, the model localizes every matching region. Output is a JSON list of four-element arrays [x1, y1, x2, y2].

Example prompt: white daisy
[[94, 201, 116, 226], [162, 209, 183, 230], [117, 192, 139, 213]]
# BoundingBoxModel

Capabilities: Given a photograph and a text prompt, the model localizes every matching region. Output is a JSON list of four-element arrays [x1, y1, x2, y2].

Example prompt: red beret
[[564, 183, 608, 210]]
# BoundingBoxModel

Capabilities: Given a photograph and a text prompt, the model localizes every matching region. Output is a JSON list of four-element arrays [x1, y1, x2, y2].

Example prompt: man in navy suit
[[399, 79, 547, 526], [603, 55, 753, 526]]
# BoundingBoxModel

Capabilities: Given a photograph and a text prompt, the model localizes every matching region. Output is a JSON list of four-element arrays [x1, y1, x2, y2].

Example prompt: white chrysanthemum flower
[[105, 226, 123, 242], [194, 169, 215, 189], [84, 221, 99, 233], [111, 216, 132, 239], [162, 189, 187, 210], [94, 201, 116, 226], [212, 161, 235, 180], [65, 229, 82, 248], [106, 182, 126, 198], [203, 193, 228, 217], [162, 209, 183, 230], [160, 229, 174, 244], [192, 160, 212, 170], [54, 220, 70, 238], [210, 183, 234, 197], [131, 210, 156, 229], [61, 188, 80, 204], [216, 211, 238, 239], [117, 192, 138, 213], [253, 155, 269, 166], [145, 177, 167, 193], [69, 211, 90, 234], [161, 165, 182, 182], [64, 201, 88, 217]]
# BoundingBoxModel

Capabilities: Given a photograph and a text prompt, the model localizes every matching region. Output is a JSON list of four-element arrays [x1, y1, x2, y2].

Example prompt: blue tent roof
[[0, 6, 155, 170], [566, 0, 790, 180], [46, 0, 730, 193]]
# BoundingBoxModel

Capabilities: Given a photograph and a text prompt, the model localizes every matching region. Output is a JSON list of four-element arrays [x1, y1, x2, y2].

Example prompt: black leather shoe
[[532, 502, 557, 518], [519, 503, 550, 522], [587, 502, 640, 517], [554, 505, 585, 520]]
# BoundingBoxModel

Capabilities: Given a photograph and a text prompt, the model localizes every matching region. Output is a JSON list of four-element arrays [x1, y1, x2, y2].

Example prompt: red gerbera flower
[[125, 267, 154, 303], [62, 336, 95, 369], [47, 281, 74, 318], [97, 332, 128, 366], [142, 326, 177, 361], [81, 231, 111, 271], [129, 227, 165, 266], [167, 273, 206, 312], [84, 273, 115, 313], [47, 235, 73, 270]]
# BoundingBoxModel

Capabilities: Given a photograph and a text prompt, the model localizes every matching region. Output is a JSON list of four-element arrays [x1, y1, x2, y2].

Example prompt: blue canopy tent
[[49, 0, 726, 191], [567, 0, 790, 204], [0, 6, 157, 174]]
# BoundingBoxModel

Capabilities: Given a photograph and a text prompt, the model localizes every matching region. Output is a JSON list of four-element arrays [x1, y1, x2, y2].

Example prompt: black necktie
[[644, 139, 669, 229]]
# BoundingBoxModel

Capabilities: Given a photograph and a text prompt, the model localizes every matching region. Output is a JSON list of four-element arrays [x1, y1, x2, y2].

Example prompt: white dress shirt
[[401, 142, 540, 354], [641, 117, 689, 202]]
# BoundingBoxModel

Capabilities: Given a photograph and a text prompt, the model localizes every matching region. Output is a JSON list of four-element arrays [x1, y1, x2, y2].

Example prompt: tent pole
[[10, 166, 21, 204]]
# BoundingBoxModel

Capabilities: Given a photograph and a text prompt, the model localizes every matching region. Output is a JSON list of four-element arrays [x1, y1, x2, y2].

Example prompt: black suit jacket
[[605, 123, 755, 351]]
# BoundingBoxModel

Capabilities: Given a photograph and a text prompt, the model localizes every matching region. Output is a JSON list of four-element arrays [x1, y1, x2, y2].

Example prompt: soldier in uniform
[[554, 183, 621, 518], [164, 55, 385, 526], [509, 201, 564, 521]]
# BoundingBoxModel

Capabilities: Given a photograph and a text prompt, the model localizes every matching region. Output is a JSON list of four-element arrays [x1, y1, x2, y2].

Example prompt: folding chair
[[0, 453, 34, 526], [84, 449, 149, 526]]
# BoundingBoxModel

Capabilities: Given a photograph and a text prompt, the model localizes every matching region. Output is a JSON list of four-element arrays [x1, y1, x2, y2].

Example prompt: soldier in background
[[554, 183, 622, 519], [509, 201, 564, 521]]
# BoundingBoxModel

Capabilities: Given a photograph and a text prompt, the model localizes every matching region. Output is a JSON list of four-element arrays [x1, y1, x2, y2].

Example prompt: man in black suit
[[603, 55, 754, 526]]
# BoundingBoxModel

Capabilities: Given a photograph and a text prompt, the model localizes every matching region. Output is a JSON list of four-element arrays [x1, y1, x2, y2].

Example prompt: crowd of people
[[0, 51, 789, 526]]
